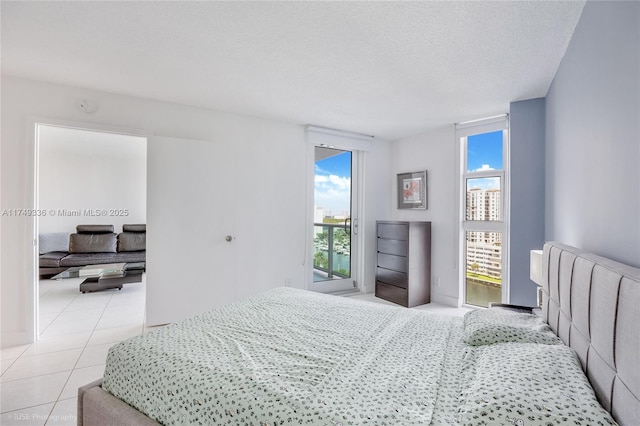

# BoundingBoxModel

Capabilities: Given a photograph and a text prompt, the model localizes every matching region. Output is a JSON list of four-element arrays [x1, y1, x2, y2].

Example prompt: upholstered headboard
[[541, 242, 639, 425]]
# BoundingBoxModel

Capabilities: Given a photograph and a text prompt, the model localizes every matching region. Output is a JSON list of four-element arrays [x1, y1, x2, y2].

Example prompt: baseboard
[[1, 331, 29, 349], [430, 293, 461, 308], [328, 289, 358, 296]]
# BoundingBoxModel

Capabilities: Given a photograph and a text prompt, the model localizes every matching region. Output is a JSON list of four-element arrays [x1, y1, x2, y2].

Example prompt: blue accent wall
[[509, 98, 545, 306], [545, 1, 640, 267]]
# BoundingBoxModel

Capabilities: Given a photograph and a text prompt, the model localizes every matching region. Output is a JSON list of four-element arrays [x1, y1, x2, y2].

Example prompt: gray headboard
[[541, 242, 639, 425]]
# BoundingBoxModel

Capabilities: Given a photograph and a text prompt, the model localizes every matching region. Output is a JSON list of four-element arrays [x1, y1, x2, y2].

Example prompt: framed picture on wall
[[397, 170, 427, 209]]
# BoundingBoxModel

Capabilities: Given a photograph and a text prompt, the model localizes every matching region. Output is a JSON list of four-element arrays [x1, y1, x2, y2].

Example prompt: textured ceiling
[[1, 1, 585, 140]]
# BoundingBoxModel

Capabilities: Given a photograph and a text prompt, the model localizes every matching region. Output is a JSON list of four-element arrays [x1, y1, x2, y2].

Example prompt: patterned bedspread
[[102, 287, 466, 425]]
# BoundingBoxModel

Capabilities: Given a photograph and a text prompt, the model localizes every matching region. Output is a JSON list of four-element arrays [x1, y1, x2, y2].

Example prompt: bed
[[78, 242, 639, 425]]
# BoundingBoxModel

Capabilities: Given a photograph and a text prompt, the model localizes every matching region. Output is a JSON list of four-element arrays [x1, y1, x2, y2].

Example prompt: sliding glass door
[[308, 146, 358, 293]]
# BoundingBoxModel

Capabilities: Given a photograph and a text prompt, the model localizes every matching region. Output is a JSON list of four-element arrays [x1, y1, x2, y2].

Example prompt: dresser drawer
[[376, 281, 408, 307], [377, 238, 408, 256], [377, 223, 409, 240], [377, 253, 407, 273], [376, 267, 407, 288]]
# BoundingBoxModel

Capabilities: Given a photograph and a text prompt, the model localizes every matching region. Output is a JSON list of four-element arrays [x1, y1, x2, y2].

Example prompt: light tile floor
[[0, 283, 469, 425], [0, 276, 147, 426]]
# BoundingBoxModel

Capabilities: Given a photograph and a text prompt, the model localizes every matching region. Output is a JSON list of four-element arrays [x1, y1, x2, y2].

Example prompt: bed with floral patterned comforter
[[101, 287, 614, 425]]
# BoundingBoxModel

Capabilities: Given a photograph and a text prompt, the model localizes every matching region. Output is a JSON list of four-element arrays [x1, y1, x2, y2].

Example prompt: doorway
[[36, 124, 147, 336], [308, 146, 359, 293]]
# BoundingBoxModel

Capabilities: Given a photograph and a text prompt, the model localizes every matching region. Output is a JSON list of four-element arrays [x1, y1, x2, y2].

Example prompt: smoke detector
[[77, 99, 98, 113]]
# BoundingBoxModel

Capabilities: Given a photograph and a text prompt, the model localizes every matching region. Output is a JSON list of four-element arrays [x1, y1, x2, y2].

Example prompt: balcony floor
[[313, 269, 343, 282]]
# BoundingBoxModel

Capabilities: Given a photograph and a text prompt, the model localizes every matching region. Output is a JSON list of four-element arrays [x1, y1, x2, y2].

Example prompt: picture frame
[[397, 170, 427, 209]]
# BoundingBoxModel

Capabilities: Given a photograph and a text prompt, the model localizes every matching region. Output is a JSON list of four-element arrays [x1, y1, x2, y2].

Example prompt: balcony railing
[[313, 222, 351, 281]]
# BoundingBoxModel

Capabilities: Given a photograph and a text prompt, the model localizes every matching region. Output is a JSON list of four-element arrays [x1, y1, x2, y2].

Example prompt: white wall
[[361, 141, 393, 293], [0, 76, 391, 346], [38, 125, 146, 234], [545, 1, 640, 267], [390, 125, 460, 306]]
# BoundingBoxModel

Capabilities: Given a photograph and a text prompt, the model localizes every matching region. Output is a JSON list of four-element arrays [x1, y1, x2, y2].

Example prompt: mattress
[[102, 287, 615, 425]]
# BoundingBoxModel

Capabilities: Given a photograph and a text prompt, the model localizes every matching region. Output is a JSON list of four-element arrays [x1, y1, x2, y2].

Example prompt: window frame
[[456, 116, 510, 307]]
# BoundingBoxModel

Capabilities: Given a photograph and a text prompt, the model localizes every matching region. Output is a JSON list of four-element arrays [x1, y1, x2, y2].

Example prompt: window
[[457, 116, 509, 307]]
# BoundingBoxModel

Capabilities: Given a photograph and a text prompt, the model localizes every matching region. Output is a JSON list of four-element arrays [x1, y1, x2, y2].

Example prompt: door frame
[[308, 147, 360, 293], [27, 116, 150, 343], [304, 126, 370, 294]]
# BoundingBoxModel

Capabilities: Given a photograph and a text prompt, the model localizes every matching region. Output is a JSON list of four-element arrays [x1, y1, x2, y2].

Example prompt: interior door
[[308, 146, 359, 293], [146, 136, 236, 325]]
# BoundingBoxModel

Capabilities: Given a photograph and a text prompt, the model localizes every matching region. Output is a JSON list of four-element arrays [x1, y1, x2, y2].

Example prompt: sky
[[315, 150, 351, 216], [466, 130, 503, 190], [467, 130, 503, 171]]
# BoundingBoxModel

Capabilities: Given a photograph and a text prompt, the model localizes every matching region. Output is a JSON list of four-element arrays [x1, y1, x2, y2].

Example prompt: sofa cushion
[[61, 252, 118, 267], [118, 232, 146, 252], [59, 251, 145, 267], [122, 224, 146, 233], [39, 232, 69, 254], [114, 250, 146, 264], [39, 251, 68, 268], [69, 233, 117, 253], [76, 224, 114, 234]]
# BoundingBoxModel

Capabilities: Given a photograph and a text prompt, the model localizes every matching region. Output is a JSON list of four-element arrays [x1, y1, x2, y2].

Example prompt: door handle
[[344, 218, 351, 235]]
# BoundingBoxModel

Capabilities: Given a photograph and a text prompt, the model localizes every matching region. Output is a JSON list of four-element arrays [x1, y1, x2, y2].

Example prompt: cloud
[[315, 172, 351, 213], [328, 174, 350, 190], [474, 164, 494, 171], [315, 164, 330, 175]]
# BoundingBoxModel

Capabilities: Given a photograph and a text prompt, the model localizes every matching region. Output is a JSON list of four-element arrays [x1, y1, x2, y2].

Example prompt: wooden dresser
[[375, 221, 431, 307]]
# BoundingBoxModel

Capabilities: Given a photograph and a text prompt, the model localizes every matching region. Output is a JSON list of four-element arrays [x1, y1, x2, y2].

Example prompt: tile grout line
[[0, 360, 78, 384], [0, 358, 20, 379], [0, 369, 74, 417], [0, 344, 32, 377], [6, 344, 31, 359], [38, 278, 83, 335], [1, 399, 56, 416], [38, 309, 66, 336]]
